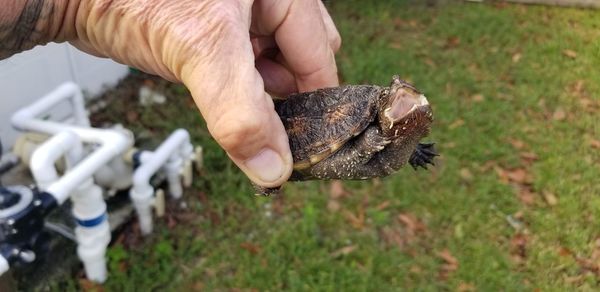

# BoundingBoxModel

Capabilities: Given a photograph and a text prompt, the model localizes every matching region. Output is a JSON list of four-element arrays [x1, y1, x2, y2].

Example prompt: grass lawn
[[50, 1, 600, 291]]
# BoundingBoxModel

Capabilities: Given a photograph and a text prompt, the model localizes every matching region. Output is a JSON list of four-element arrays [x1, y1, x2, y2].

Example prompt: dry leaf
[[443, 141, 457, 149], [573, 80, 585, 93], [458, 282, 476, 292], [331, 245, 357, 258], [563, 49, 577, 59], [79, 279, 105, 292], [345, 210, 365, 230], [240, 242, 261, 254], [437, 248, 459, 280], [398, 213, 426, 233], [512, 53, 522, 63], [564, 275, 584, 284], [590, 139, 600, 149], [126, 110, 139, 123], [389, 42, 403, 50], [558, 247, 572, 257], [380, 226, 406, 248], [552, 108, 567, 121], [375, 201, 391, 211], [437, 249, 459, 267], [520, 151, 538, 162], [329, 180, 347, 199], [509, 139, 526, 149], [543, 191, 558, 206], [409, 265, 422, 274], [518, 188, 536, 205], [459, 168, 474, 182], [508, 168, 532, 184], [445, 36, 461, 48], [424, 58, 436, 68], [510, 233, 528, 264], [449, 119, 465, 129], [327, 200, 341, 212], [471, 94, 485, 102], [392, 17, 405, 27]]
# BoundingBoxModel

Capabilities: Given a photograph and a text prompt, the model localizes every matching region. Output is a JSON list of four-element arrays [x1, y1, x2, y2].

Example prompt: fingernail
[[244, 148, 285, 183]]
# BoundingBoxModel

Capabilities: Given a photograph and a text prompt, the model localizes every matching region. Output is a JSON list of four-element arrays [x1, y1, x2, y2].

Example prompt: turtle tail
[[409, 143, 439, 170]]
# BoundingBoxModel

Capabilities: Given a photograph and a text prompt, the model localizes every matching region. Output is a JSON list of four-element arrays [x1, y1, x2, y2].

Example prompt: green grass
[[47, 1, 600, 291]]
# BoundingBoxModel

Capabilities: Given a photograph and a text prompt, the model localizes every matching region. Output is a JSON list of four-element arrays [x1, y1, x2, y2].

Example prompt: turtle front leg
[[252, 183, 281, 196], [409, 143, 438, 170], [309, 126, 391, 179]]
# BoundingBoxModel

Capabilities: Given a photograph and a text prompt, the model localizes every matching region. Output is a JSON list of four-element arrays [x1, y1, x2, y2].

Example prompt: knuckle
[[211, 111, 266, 156], [330, 33, 342, 52]]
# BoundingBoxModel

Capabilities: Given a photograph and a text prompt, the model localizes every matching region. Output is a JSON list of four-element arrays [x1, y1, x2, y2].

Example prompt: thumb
[[181, 41, 293, 188]]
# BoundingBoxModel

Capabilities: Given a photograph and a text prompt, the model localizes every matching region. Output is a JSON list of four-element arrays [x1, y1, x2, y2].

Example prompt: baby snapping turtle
[[256, 76, 437, 195]]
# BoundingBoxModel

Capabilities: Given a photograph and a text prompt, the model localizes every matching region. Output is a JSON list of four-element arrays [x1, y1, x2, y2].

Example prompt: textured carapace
[[254, 76, 436, 196]]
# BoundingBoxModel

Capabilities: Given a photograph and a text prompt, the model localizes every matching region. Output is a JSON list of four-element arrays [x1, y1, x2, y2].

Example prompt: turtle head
[[378, 76, 433, 138]]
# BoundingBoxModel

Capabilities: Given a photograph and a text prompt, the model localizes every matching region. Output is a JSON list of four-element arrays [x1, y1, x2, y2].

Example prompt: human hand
[[67, 0, 341, 188]]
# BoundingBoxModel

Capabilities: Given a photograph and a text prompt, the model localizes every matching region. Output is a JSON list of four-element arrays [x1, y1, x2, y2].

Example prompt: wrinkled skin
[[254, 76, 436, 196], [1, 0, 341, 189]]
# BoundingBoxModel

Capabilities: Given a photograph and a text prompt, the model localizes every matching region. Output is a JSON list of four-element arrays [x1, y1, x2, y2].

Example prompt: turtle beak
[[384, 88, 430, 123]]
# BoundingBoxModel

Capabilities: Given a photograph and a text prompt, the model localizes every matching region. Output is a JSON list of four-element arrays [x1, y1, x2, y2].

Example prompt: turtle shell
[[275, 85, 383, 170]]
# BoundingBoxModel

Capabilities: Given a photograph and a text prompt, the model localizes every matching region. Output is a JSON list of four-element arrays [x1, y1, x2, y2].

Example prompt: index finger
[[253, 0, 338, 92]]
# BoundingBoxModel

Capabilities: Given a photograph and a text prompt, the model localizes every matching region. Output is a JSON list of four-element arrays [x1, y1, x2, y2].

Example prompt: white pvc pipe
[[30, 131, 83, 190], [11, 84, 132, 204], [0, 256, 8, 275], [132, 129, 191, 196], [11, 82, 90, 129], [71, 179, 110, 283], [130, 129, 191, 234]]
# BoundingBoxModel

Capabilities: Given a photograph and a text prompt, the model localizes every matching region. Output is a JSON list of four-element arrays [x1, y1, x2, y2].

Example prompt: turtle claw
[[409, 143, 439, 170], [252, 183, 282, 196]]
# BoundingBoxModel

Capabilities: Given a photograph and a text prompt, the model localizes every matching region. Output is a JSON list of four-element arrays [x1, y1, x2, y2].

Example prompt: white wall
[[0, 43, 129, 148]]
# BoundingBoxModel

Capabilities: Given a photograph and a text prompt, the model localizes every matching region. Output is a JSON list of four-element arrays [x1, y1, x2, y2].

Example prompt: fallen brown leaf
[[375, 200, 391, 211], [510, 233, 528, 264], [552, 108, 567, 121], [327, 199, 341, 212], [240, 242, 261, 255], [409, 265, 422, 274], [345, 209, 365, 230], [443, 141, 457, 149], [331, 245, 357, 258], [424, 58, 436, 68], [398, 213, 426, 233], [380, 226, 406, 249], [512, 52, 522, 63], [437, 248, 459, 280], [518, 188, 536, 205], [458, 282, 476, 292], [590, 139, 600, 149], [563, 49, 577, 59], [437, 249, 459, 267], [471, 94, 485, 102], [509, 139, 526, 149], [459, 168, 474, 182], [449, 119, 465, 129], [573, 80, 585, 93], [506, 168, 532, 184], [126, 110, 139, 123], [330, 180, 348, 199], [520, 151, 538, 162], [445, 36, 461, 48], [389, 42, 403, 50], [564, 275, 584, 284], [543, 191, 558, 206], [79, 278, 104, 292], [558, 247, 572, 257]]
